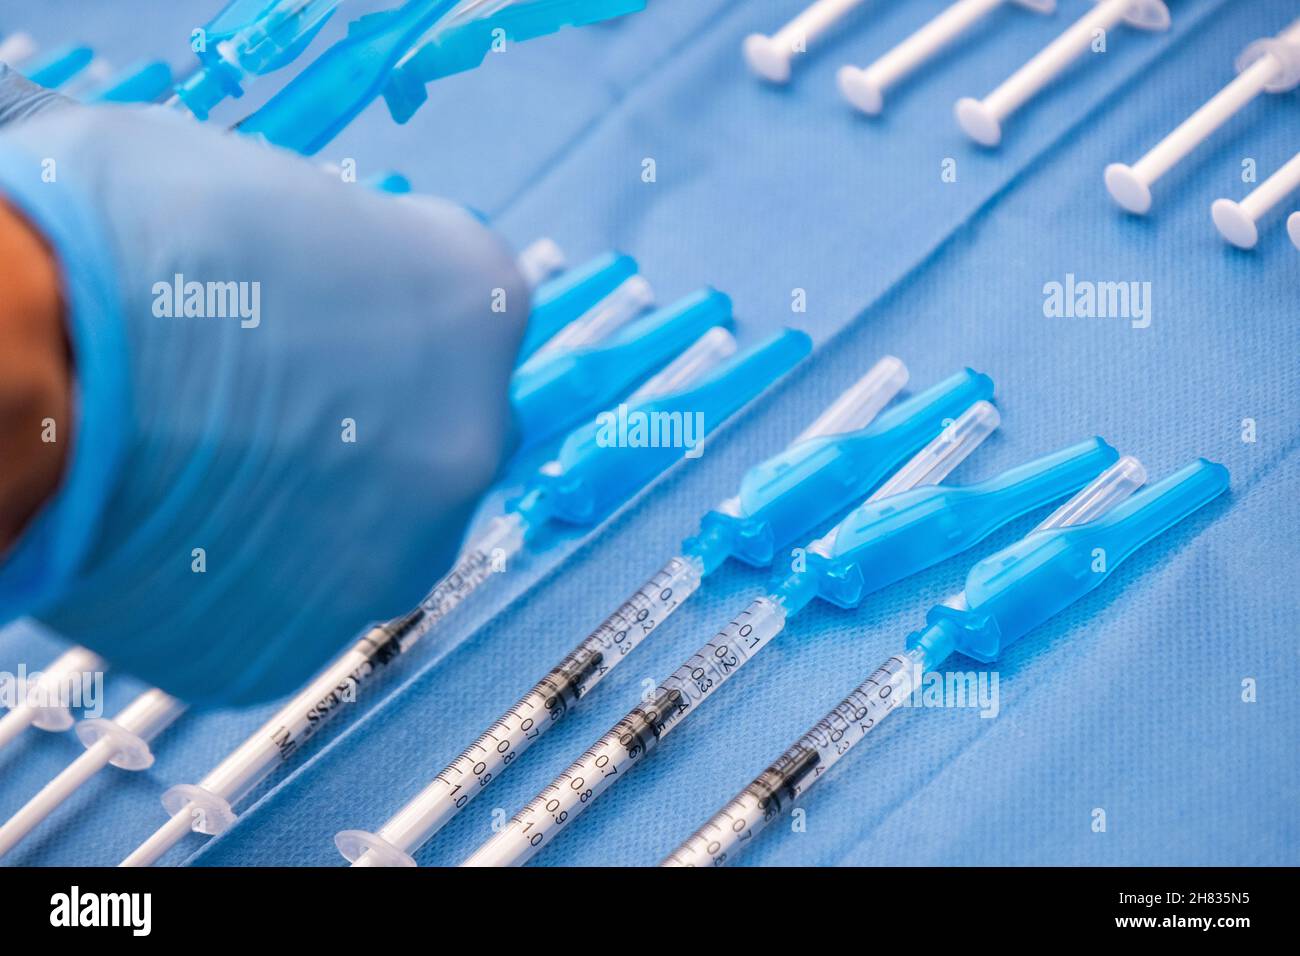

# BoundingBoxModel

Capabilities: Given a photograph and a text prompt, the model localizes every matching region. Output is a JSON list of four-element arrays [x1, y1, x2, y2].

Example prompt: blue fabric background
[[0, 0, 1296, 867]]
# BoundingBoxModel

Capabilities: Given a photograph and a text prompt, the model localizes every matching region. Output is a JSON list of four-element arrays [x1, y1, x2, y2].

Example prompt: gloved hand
[[0, 64, 528, 705]]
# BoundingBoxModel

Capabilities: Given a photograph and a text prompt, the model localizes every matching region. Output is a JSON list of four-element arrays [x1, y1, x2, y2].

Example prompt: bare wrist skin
[[0, 198, 70, 552]]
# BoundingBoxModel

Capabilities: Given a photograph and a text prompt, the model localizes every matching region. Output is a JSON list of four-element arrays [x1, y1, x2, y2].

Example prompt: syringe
[[0, 690, 186, 859], [520, 252, 639, 361], [514, 289, 742, 450], [336, 360, 996, 865], [464, 414, 1120, 865], [236, 0, 645, 153], [172, 0, 347, 119], [382, 0, 647, 122], [0, 647, 105, 754], [1106, 17, 1300, 214], [121, 326, 810, 866], [663, 456, 1227, 866]]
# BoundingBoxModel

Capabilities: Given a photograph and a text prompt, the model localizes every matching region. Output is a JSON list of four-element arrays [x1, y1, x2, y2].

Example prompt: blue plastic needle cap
[[521, 252, 639, 362], [517, 328, 811, 526], [512, 289, 732, 449], [915, 458, 1229, 663], [687, 368, 994, 570], [796, 438, 1118, 610]]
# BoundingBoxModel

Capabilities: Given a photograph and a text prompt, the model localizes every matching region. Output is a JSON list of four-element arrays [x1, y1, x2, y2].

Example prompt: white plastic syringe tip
[[744, 33, 792, 83], [335, 829, 418, 868], [1120, 0, 1172, 32], [1288, 211, 1300, 251], [955, 97, 1001, 147], [1211, 198, 1259, 249], [838, 65, 883, 115], [1104, 162, 1153, 214]]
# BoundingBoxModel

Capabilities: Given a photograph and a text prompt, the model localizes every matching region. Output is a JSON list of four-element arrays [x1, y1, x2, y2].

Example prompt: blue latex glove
[[0, 66, 528, 705]]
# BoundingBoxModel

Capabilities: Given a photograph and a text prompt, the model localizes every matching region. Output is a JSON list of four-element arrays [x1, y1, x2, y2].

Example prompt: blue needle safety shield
[[912, 458, 1230, 663], [521, 251, 639, 362], [688, 368, 996, 572], [512, 288, 731, 449], [785, 437, 1122, 611]]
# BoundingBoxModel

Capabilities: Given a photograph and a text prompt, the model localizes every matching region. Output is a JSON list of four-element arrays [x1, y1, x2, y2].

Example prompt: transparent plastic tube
[[664, 456, 1151, 867], [337, 354, 900, 865], [516, 237, 566, 289], [125, 327, 806, 866], [120, 513, 527, 868], [523, 275, 653, 362], [461, 404, 998, 867], [337, 553, 705, 866]]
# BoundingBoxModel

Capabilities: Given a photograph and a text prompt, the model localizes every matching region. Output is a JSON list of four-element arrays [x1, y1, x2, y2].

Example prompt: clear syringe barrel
[[206, 511, 526, 806], [662, 647, 921, 867], [867, 400, 1000, 501], [342, 351, 894, 865], [526, 275, 653, 360], [462, 595, 789, 867], [627, 327, 737, 402], [461, 399, 1000, 866], [339, 553, 706, 865], [792, 356, 907, 443], [663, 455, 1149, 867], [123, 513, 527, 866]]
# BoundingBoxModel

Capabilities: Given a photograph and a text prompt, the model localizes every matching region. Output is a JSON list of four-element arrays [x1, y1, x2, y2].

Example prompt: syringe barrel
[[198, 637, 388, 805], [360, 553, 704, 860], [1236, 16, 1300, 93], [662, 649, 922, 867], [114, 689, 186, 742]]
